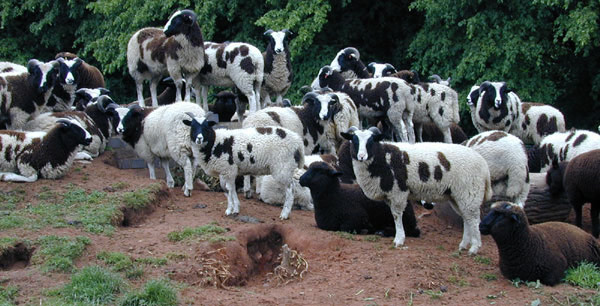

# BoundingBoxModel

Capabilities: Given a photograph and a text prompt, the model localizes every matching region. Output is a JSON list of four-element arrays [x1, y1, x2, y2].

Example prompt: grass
[[473, 255, 492, 265], [97, 251, 134, 272], [333, 231, 358, 241], [481, 273, 498, 281], [564, 261, 600, 289], [0, 237, 29, 253], [167, 223, 235, 243], [447, 263, 470, 287], [0, 285, 18, 306], [136, 257, 168, 267], [423, 289, 443, 300], [0, 188, 25, 210], [31, 235, 91, 273], [119, 279, 178, 306], [121, 184, 162, 209], [47, 265, 125, 305], [362, 235, 381, 242]]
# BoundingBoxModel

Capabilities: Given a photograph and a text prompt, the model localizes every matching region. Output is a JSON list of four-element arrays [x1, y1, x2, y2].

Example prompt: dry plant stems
[[193, 248, 232, 289], [272, 244, 309, 285]]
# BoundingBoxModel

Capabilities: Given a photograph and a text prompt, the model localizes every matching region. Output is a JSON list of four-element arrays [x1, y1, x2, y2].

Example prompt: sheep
[[467, 81, 566, 144], [193, 41, 264, 114], [0, 118, 92, 182], [310, 47, 370, 90], [23, 95, 120, 159], [208, 91, 237, 122], [313, 65, 417, 143], [127, 9, 205, 107], [429, 74, 451, 86], [261, 29, 294, 108], [0, 62, 27, 75], [389, 69, 421, 84], [322, 90, 360, 152], [0, 59, 60, 130], [465, 131, 530, 207], [479, 201, 600, 286], [529, 129, 600, 173], [546, 149, 600, 238], [184, 114, 305, 219], [366, 62, 397, 78], [341, 126, 492, 254], [74, 87, 111, 111], [420, 122, 467, 144], [117, 102, 205, 196], [299, 161, 421, 237], [46, 57, 83, 112], [55, 52, 106, 90]]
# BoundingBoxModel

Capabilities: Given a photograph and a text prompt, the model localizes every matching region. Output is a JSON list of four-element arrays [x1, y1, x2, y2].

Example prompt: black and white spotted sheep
[[0, 62, 28, 75], [313, 65, 417, 143], [127, 9, 205, 107], [117, 102, 205, 196], [320, 90, 360, 153], [366, 62, 397, 78], [529, 129, 600, 173], [429, 74, 451, 86], [261, 29, 294, 108], [184, 114, 304, 219], [0, 59, 60, 130], [341, 127, 492, 254], [465, 131, 530, 207], [74, 87, 111, 111], [46, 57, 83, 111], [310, 47, 370, 89], [0, 118, 92, 182], [193, 41, 264, 114], [23, 95, 121, 159], [467, 81, 565, 144]]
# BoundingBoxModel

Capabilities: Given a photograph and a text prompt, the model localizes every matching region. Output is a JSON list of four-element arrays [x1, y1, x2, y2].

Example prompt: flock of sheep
[[2, 9, 600, 287]]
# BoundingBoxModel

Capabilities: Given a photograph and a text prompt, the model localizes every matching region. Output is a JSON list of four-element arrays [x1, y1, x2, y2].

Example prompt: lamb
[[342, 126, 492, 254], [23, 95, 120, 158], [299, 161, 421, 237], [313, 65, 417, 143], [366, 62, 397, 78], [193, 41, 264, 113], [117, 102, 205, 196], [55, 52, 106, 90], [0, 118, 92, 182], [546, 149, 600, 237], [467, 81, 566, 144], [184, 114, 304, 219], [479, 201, 600, 285], [429, 74, 451, 86], [465, 131, 530, 207], [0, 59, 60, 130], [529, 129, 600, 173], [310, 47, 370, 89], [127, 9, 205, 107], [261, 29, 294, 108]]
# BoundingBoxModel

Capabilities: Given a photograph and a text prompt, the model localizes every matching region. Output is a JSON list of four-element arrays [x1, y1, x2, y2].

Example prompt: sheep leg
[[389, 199, 408, 247], [416, 123, 423, 142], [574, 203, 584, 228], [184, 72, 198, 103], [150, 76, 161, 107], [147, 162, 156, 180], [0, 172, 38, 182], [248, 93, 258, 113], [201, 86, 209, 112], [255, 176, 262, 195], [182, 157, 194, 197], [592, 203, 600, 238], [262, 94, 272, 109], [402, 111, 416, 143], [75, 151, 93, 160], [280, 183, 294, 220], [441, 127, 452, 143], [135, 81, 145, 107], [161, 158, 175, 188], [465, 217, 481, 255], [224, 177, 240, 215], [243, 175, 253, 198], [174, 78, 184, 103]]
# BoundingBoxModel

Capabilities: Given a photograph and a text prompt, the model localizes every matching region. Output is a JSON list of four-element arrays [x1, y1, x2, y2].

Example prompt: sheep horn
[[56, 118, 72, 127], [479, 81, 492, 94], [320, 87, 333, 93], [97, 97, 106, 113], [282, 29, 293, 37], [99, 88, 111, 95], [263, 29, 274, 37], [298, 85, 313, 95], [302, 92, 319, 103], [368, 126, 382, 135], [345, 126, 358, 134], [185, 112, 196, 119], [429, 74, 442, 83], [128, 103, 142, 110]]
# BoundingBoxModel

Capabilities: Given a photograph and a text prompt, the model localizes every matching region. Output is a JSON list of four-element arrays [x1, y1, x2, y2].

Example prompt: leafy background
[[1, 0, 598, 133]]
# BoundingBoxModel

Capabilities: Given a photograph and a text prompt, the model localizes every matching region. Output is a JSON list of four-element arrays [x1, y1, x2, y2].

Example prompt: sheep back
[[536, 129, 600, 173]]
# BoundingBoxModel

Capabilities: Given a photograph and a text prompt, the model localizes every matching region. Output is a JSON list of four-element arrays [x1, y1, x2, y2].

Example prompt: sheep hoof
[[183, 189, 191, 197], [166, 180, 175, 188], [244, 191, 253, 199], [279, 212, 290, 220]]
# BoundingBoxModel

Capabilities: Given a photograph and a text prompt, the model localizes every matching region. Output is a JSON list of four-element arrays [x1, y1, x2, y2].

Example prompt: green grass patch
[[473, 255, 492, 265], [362, 235, 381, 242], [0, 285, 18, 306], [423, 289, 443, 300], [565, 261, 600, 289], [97, 251, 134, 272], [167, 223, 234, 243], [0, 188, 25, 210], [32, 235, 91, 273], [135, 257, 167, 267], [481, 273, 498, 281], [121, 186, 159, 209], [48, 265, 125, 305], [111, 182, 130, 191], [333, 231, 358, 241], [119, 279, 178, 306]]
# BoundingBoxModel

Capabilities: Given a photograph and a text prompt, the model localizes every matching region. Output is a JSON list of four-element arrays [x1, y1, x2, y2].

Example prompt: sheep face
[[118, 107, 143, 137], [56, 57, 83, 86], [466, 85, 480, 107], [183, 116, 216, 145], [303, 92, 340, 121], [546, 158, 567, 196], [478, 81, 509, 109], [479, 202, 523, 238], [367, 63, 396, 78], [315, 66, 337, 89], [75, 87, 111, 111], [299, 161, 342, 193], [57, 118, 93, 146], [264, 29, 293, 54], [27, 59, 59, 94], [93, 95, 121, 134], [332, 47, 360, 72], [341, 127, 384, 161], [163, 9, 197, 37]]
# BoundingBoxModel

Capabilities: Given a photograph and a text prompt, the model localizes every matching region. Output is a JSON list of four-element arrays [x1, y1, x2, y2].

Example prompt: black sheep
[[299, 161, 420, 237], [546, 150, 600, 237], [480, 201, 600, 285]]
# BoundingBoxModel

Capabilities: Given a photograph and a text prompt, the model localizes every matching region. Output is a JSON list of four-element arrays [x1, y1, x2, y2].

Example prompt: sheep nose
[[275, 48, 283, 54], [357, 153, 367, 161], [117, 127, 123, 134]]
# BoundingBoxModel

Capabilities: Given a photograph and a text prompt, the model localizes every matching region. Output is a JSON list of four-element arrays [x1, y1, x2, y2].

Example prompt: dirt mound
[[0, 243, 34, 270]]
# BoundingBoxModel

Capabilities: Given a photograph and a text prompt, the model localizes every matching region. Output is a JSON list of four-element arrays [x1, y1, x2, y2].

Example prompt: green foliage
[[32, 235, 91, 273], [135, 257, 168, 267], [481, 273, 498, 281], [0, 285, 18, 306], [473, 255, 492, 265], [50, 265, 125, 305], [333, 231, 357, 241], [564, 261, 600, 289], [167, 223, 234, 243], [119, 279, 178, 306], [97, 251, 134, 272]]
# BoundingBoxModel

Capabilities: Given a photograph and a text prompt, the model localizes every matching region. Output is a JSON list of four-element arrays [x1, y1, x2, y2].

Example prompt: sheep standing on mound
[[466, 131, 530, 207], [342, 127, 492, 254], [546, 149, 600, 237], [299, 161, 420, 237], [127, 9, 205, 107], [479, 202, 600, 285], [261, 29, 293, 108]]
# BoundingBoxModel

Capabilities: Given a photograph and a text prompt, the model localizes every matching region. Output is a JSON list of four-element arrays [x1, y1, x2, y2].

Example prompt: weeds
[[32, 235, 91, 273], [481, 273, 498, 281], [333, 231, 357, 241], [136, 257, 168, 267], [473, 255, 492, 265], [47, 265, 125, 305], [564, 261, 600, 289], [167, 223, 235, 243], [0, 285, 18, 305], [119, 279, 178, 306]]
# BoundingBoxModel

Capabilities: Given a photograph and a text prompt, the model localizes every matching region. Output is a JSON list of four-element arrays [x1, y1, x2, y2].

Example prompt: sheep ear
[[72, 57, 83, 69], [367, 62, 376, 74], [283, 29, 294, 39], [27, 59, 40, 73], [340, 132, 353, 141], [182, 119, 192, 126]]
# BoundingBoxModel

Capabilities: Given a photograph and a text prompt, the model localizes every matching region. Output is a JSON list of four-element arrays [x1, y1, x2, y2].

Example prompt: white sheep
[[117, 102, 205, 196], [193, 41, 264, 114], [429, 74, 451, 86], [127, 10, 205, 107], [261, 29, 294, 108], [342, 127, 492, 254], [0, 118, 92, 182], [184, 114, 304, 219], [465, 131, 530, 207]]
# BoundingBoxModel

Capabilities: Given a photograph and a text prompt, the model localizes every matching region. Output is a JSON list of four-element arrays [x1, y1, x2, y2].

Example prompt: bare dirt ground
[[1, 152, 598, 305]]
